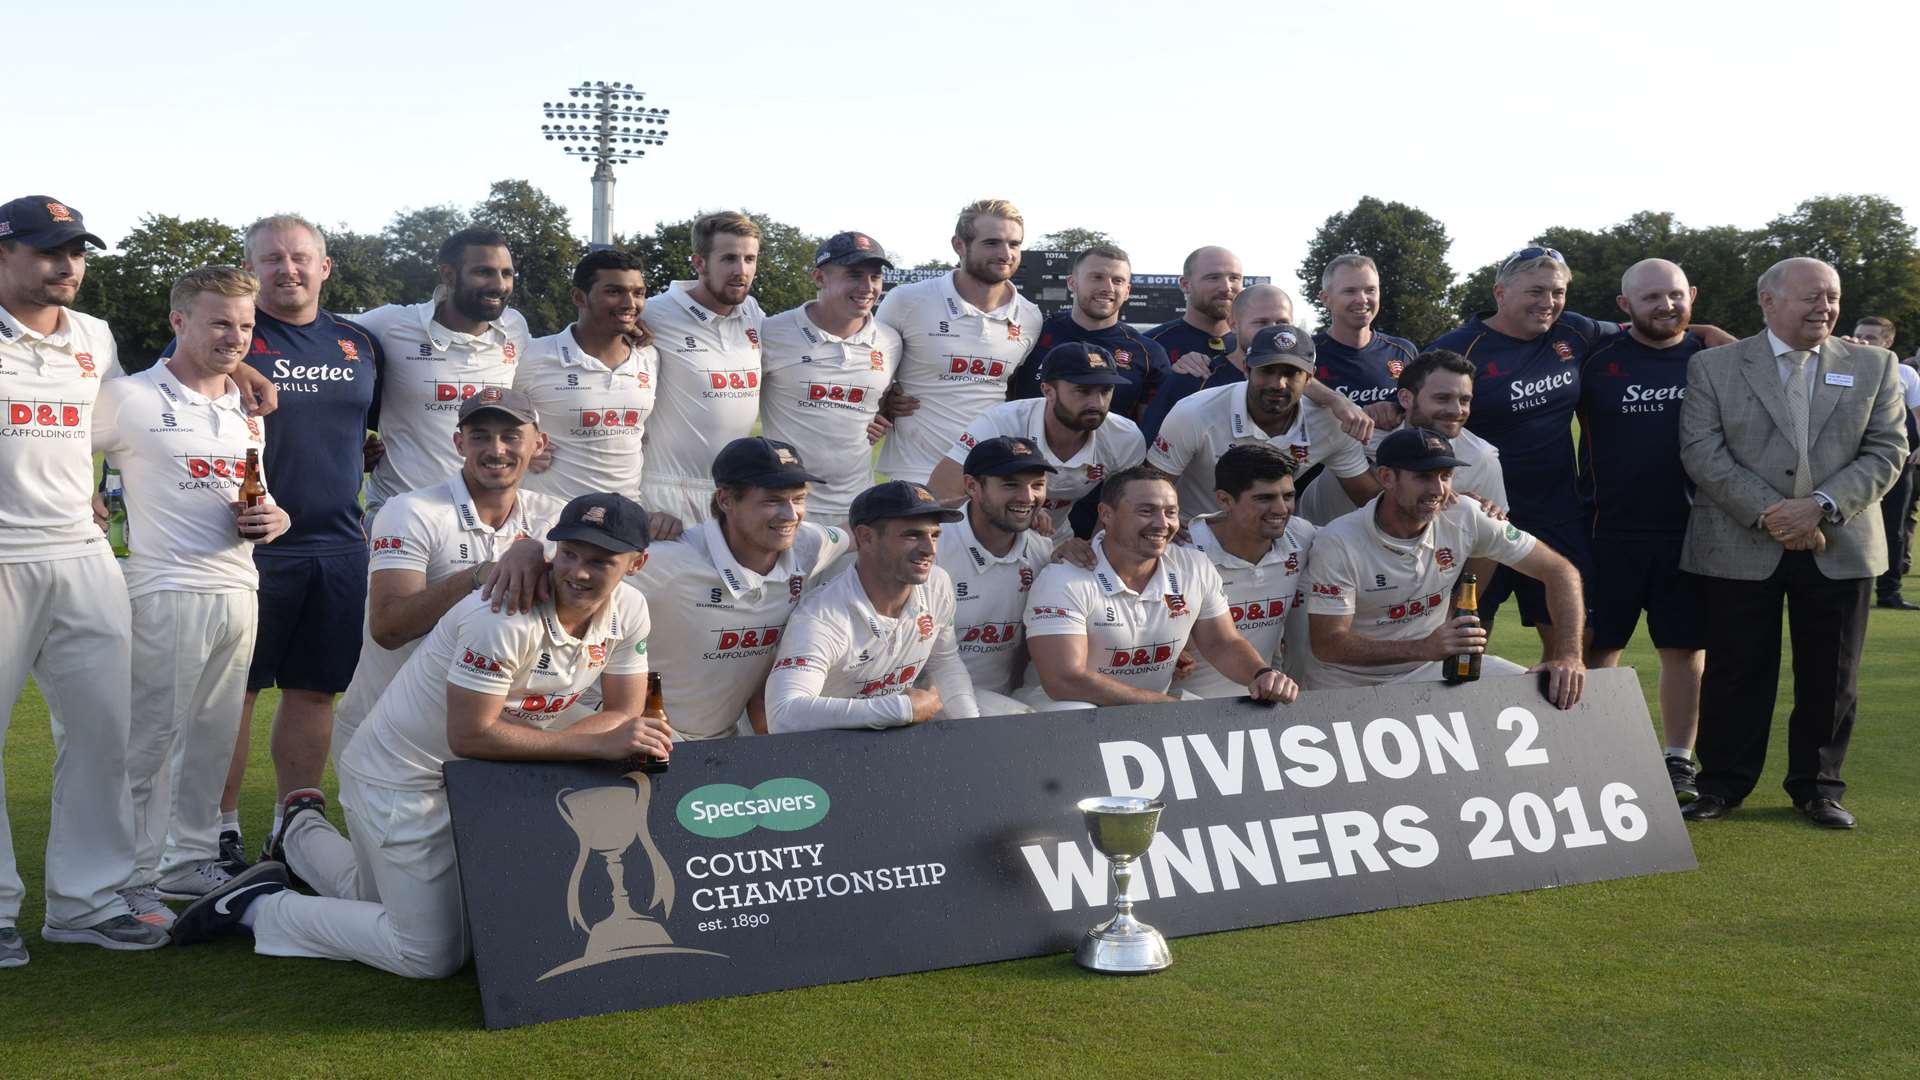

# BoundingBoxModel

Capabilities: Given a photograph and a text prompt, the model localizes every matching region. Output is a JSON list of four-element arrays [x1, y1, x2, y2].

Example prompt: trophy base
[[1074, 916, 1171, 974]]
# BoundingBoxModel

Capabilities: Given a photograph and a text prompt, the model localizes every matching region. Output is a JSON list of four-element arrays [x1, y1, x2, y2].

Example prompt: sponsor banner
[[446, 670, 1693, 1029]]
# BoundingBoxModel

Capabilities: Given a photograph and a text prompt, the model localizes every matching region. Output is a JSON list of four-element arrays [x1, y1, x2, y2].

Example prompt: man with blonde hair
[[642, 210, 767, 522], [95, 266, 291, 921], [1314, 253, 1417, 407], [875, 199, 1042, 485]]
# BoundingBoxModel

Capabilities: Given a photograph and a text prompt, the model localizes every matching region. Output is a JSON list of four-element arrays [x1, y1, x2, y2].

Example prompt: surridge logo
[[677, 778, 831, 839]]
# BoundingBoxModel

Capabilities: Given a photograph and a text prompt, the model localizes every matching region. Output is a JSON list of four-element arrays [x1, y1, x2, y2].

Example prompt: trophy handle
[[624, 771, 675, 919], [555, 787, 593, 933]]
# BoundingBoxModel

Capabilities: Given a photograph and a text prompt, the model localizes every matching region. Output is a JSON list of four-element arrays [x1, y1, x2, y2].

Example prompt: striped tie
[[1785, 349, 1812, 497]]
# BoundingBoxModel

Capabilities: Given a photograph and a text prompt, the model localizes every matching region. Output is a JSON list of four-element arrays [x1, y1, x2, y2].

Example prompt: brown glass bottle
[[1444, 573, 1482, 684], [635, 672, 670, 772], [237, 449, 267, 538]]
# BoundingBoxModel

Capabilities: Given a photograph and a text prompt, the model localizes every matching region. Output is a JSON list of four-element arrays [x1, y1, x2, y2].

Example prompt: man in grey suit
[[1677, 257, 1907, 828]]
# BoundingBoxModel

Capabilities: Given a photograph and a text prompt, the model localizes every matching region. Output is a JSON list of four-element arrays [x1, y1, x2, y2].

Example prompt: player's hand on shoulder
[[647, 511, 685, 543], [1328, 395, 1374, 442], [1459, 491, 1506, 520], [1170, 351, 1211, 379], [1051, 537, 1096, 568], [1362, 401, 1404, 431], [905, 686, 942, 724], [1031, 511, 1057, 537]]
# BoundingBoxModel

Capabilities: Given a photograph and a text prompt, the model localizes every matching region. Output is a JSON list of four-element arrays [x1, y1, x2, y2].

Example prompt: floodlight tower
[[540, 81, 671, 248]]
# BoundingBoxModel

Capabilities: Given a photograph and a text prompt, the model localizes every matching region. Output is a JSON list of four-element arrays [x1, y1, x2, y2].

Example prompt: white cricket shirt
[[341, 583, 650, 791], [1178, 514, 1315, 698], [356, 298, 530, 511], [766, 562, 979, 732], [334, 472, 568, 737], [1022, 534, 1229, 695], [641, 281, 766, 486], [514, 325, 657, 502], [0, 303, 123, 562], [874, 272, 1040, 484], [945, 399, 1147, 531], [1146, 383, 1371, 521], [934, 504, 1053, 695], [91, 363, 267, 599], [1296, 422, 1507, 526], [630, 517, 852, 739], [1301, 498, 1536, 689], [758, 305, 901, 520]]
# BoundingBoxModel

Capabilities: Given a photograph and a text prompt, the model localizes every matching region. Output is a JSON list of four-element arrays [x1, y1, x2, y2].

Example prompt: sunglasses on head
[[1500, 246, 1565, 274]]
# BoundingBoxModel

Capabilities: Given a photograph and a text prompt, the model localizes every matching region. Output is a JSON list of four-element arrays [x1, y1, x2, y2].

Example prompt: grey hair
[[1320, 253, 1378, 292], [1495, 253, 1570, 286], [1757, 257, 1836, 296], [244, 214, 327, 261]]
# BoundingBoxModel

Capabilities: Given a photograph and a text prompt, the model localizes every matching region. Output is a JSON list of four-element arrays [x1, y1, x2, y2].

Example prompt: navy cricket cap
[[963, 435, 1059, 478], [1245, 324, 1316, 373], [712, 436, 824, 489], [0, 196, 107, 250], [456, 386, 539, 427], [1376, 427, 1470, 472], [1039, 341, 1129, 386], [548, 492, 651, 553], [849, 480, 964, 528], [814, 231, 892, 269]]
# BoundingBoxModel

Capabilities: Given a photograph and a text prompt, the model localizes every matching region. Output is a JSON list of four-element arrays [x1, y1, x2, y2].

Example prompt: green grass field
[[5, 590, 1919, 1079]]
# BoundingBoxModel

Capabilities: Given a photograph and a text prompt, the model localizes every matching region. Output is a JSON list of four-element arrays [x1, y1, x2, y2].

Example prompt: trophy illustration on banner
[[539, 770, 723, 981], [1073, 795, 1172, 974]]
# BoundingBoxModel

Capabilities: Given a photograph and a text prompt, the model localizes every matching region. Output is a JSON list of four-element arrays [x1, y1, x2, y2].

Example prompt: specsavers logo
[[677, 778, 831, 839]]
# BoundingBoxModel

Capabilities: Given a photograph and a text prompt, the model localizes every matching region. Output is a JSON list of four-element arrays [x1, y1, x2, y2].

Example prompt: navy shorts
[[1587, 531, 1706, 651], [1481, 516, 1594, 628], [248, 548, 369, 693]]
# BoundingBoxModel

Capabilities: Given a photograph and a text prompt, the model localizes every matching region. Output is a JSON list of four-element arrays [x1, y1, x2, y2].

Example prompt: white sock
[[220, 810, 240, 830], [269, 814, 283, 840], [239, 893, 271, 928], [1665, 746, 1692, 762]]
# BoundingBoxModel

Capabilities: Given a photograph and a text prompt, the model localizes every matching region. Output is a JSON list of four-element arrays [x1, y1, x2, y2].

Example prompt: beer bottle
[[1444, 573, 1482, 684], [635, 672, 670, 773], [104, 462, 130, 558], [237, 448, 267, 539]]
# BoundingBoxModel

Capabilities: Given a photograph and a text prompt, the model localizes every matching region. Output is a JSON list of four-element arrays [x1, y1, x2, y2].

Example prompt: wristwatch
[[1812, 492, 1839, 522]]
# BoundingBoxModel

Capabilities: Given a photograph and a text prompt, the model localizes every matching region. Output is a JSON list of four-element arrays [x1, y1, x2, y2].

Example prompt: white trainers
[[117, 884, 177, 930], [154, 861, 235, 902], [0, 927, 26, 968], [40, 914, 168, 951]]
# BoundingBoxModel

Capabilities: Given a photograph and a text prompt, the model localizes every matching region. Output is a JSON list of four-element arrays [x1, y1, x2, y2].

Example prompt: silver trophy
[[1073, 795, 1171, 974]]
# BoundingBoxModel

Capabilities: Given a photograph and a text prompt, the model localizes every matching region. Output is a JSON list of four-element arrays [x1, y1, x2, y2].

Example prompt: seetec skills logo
[[677, 778, 831, 838]]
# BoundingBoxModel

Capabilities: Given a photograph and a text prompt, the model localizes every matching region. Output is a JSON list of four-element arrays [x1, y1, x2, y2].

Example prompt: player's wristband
[[1253, 666, 1279, 683]]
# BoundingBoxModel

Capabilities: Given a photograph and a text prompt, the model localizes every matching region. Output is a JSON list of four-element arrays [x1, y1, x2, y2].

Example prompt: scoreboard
[[884, 252, 1271, 326]]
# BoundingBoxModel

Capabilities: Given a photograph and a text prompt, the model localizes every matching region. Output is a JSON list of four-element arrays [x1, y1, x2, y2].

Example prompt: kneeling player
[[1179, 446, 1315, 698], [1301, 429, 1586, 708], [766, 481, 979, 731], [1019, 465, 1299, 710], [169, 494, 670, 978]]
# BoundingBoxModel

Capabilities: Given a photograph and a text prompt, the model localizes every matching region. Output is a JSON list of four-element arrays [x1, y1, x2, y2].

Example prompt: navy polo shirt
[[1007, 310, 1170, 418], [1312, 329, 1417, 406], [1138, 319, 1237, 443], [1428, 311, 1620, 528], [1577, 330, 1702, 536]]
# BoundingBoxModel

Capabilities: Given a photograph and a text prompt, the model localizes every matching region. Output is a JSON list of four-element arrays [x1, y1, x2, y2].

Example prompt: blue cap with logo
[[0, 195, 107, 250]]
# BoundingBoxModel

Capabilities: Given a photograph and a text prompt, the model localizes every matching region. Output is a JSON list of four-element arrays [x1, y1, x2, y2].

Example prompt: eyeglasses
[[1500, 246, 1565, 274]]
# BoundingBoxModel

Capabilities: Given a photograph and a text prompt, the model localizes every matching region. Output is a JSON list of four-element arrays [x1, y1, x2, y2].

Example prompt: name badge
[[1825, 372, 1854, 387]]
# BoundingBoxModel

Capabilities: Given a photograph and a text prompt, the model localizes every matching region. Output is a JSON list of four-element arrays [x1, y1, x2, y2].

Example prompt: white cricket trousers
[[973, 689, 1032, 717], [249, 772, 468, 979], [128, 589, 256, 884], [0, 553, 137, 928], [638, 474, 716, 526]]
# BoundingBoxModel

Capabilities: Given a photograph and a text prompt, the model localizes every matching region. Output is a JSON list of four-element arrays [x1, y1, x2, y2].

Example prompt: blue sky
[[13, 0, 1916, 322]]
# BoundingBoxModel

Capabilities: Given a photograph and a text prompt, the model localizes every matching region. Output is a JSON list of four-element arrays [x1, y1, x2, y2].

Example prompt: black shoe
[[218, 829, 251, 873], [266, 789, 327, 891], [1876, 596, 1920, 610], [1796, 798, 1857, 829], [171, 862, 289, 945], [1681, 794, 1739, 821], [1665, 755, 1699, 804]]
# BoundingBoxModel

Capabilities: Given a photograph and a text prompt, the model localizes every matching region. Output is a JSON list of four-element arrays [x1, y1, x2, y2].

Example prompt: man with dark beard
[[357, 228, 528, 521], [1578, 259, 1710, 801], [933, 436, 1058, 715], [928, 342, 1145, 538]]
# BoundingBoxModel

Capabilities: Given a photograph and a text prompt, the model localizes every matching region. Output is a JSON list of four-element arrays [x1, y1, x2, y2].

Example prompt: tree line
[[72, 181, 1920, 367]]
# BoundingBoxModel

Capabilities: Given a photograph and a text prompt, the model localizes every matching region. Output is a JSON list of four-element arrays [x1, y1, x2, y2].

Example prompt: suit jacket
[[1679, 332, 1907, 581]]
